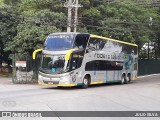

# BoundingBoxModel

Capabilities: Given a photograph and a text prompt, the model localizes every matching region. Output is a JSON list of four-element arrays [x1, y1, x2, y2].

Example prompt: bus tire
[[125, 74, 131, 84], [81, 75, 90, 89], [120, 74, 125, 85]]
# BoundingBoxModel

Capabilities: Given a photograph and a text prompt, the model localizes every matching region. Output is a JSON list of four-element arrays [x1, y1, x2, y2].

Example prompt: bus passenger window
[[94, 62, 99, 70]]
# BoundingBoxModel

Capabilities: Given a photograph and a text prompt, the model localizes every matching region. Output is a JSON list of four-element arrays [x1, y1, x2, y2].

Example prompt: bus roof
[[49, 32, 89, 36], [90, 34, 138, 47], [47, 32, 137, 47]]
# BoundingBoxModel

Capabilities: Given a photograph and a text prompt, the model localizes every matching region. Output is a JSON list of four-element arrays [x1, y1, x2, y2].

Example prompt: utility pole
[[64, 0, 82, 32], [73, 0, 78, 32], [73, 0, 82, 32], [64, 0, 73, 32]]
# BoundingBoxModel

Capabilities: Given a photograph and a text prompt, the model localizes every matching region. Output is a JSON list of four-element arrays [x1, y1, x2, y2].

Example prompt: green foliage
[[0, 0, 160, 60], [0, 4, 19, 62], [80, 1, 160, 53], [0, 4, 18, 44], [3, 0, 21, 5], [1, 0, 64, 56], [24, 9, 66, 28], [20, 0, 65, 12], [5, 25, 60, 55]]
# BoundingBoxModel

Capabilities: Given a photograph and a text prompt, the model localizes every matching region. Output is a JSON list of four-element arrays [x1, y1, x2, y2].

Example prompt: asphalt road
[[0, 74, 160, 120]]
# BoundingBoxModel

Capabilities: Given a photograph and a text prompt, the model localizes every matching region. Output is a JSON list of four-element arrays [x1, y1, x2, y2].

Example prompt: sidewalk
[[0, 76, 12, 85], [0, 76, 41, 92]]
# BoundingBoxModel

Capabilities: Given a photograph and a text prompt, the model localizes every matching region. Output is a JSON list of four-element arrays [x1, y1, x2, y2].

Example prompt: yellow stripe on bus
[[65, 49, 77, 61], [90, 34, 138, 47], [32, 49, 43, 59], [90, 81, 104, 85]]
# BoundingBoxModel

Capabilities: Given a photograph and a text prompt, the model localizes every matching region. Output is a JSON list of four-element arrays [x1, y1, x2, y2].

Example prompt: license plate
[[48, 82, 54, 85]]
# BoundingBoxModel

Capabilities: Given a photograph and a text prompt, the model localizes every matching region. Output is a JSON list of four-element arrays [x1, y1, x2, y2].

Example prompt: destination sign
[[94, 53, 128, 61]]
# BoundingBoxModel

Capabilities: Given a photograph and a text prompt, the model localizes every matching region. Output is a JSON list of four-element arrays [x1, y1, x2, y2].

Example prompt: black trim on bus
[[85, 60, 123, 71]]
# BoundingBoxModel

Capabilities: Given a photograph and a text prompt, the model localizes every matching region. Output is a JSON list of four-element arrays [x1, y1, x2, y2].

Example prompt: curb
[[138, 73, 160, 78]]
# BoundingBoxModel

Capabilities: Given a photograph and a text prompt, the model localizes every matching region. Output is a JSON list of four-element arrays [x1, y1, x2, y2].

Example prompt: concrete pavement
[[0, 75, 160, 120]]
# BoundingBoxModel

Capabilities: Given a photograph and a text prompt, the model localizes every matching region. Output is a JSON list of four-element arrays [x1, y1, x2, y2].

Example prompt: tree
[[5, 25, 60, 55], [1, 0, 160, 63], [79, 0, 160, 58], [4, 0, 66, 56], [0, 4, 19, 65]]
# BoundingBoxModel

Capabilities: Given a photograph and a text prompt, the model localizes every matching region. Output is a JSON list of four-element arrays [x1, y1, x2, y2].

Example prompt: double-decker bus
[[33, 32, 138, 88]]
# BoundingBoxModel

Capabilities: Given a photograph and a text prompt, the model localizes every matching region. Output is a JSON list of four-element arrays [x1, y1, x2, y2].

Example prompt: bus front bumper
[[38, 81, 76, 87], [38, 74, 77, 87]]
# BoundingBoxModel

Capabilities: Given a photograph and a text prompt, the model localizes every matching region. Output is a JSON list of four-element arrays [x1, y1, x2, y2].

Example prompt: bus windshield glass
[[40, 54, 68, 74], [44, 34, 74, 50]]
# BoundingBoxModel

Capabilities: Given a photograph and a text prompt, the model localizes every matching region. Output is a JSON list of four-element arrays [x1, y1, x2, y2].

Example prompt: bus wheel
[[125, 74, 131, 84], [82, 76, 90, 89], [120, 74, 125, 84]]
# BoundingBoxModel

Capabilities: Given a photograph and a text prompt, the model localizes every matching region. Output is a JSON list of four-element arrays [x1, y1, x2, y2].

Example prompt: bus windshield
[[40, 54, 68, 74], [44, 34, 74, 50]]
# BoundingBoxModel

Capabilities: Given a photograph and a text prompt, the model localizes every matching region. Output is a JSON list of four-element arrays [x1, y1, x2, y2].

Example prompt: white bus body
[[35, 32, 138, 88]]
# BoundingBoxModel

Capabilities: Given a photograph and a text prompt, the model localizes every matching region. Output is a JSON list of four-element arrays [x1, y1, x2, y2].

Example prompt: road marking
[[138, 73, 160, 78]]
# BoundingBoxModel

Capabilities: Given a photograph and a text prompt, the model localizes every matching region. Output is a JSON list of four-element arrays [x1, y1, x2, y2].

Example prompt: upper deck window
[[44, 34, 74, 50], [73, 34, 90, 49]]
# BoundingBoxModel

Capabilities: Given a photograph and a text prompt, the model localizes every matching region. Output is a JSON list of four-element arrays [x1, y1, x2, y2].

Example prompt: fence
[[138, 60, 160, 76], [11, 54, 40, 84]]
